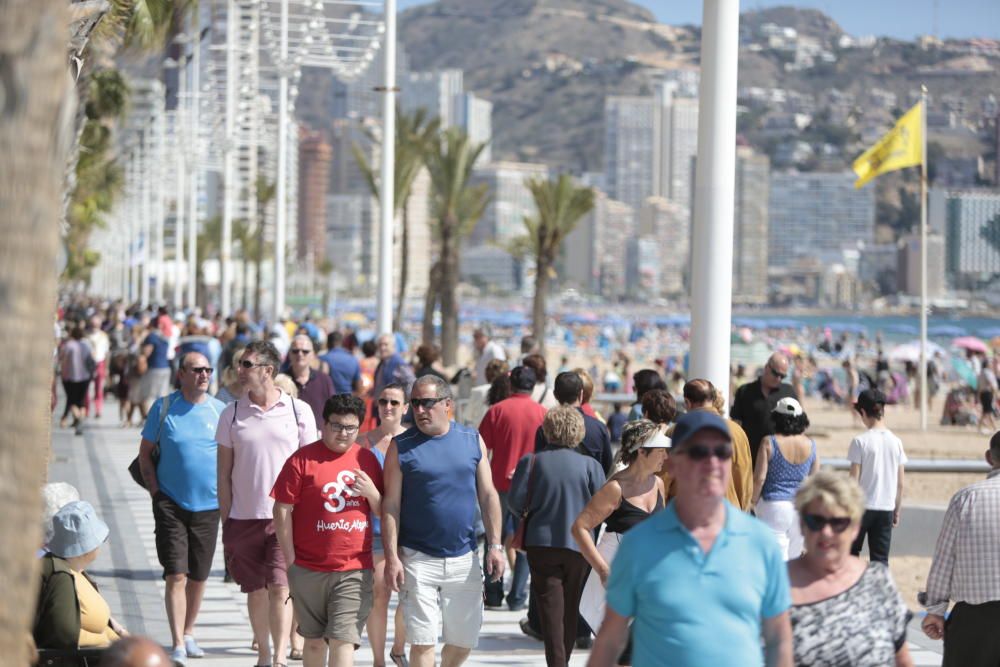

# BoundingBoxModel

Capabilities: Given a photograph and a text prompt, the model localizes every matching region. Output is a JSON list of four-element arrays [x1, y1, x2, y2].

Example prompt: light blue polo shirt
[[606, 500, 790, 667], [142, 392, 226, 512]]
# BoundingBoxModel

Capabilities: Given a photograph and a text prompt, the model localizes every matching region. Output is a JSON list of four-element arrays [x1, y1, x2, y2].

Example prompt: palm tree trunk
[[1, 1, 71, 663], [532, 256, 551, 355], [393, 199, 410, 332], [439, 222, 459, 366], [422, 260, 440, 345], [242, 245, 250, 311]]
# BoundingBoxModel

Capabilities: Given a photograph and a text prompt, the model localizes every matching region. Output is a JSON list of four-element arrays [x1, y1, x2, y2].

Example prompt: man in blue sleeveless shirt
[[382, 375, 505, 667]]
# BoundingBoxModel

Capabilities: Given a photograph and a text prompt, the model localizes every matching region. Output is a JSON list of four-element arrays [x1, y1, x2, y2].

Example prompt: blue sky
[[395, 0, 1000, 41]]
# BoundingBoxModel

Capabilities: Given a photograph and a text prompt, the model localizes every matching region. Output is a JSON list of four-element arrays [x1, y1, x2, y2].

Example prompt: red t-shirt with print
[[271, 441, 384, 572]]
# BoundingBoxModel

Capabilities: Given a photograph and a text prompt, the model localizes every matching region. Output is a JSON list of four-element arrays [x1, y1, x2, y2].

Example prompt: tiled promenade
[[48, 409, 944, 666]]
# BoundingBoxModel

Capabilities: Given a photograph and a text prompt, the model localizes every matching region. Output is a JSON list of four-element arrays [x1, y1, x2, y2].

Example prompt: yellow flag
[[852, 101, 923, 188]]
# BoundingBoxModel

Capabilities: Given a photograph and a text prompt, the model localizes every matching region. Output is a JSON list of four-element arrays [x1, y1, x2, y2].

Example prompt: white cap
[[642, 432, 672, 449], [773, 396, 804, 417]]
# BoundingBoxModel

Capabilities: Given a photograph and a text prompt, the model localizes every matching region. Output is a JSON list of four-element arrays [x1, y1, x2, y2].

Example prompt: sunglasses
[[326, 422, 360, 433], [289, 349, 311, 355], [187, 366, 213, 375], [410, 397, 447, 410], [239, 360, 268, 369], [676, 442, 733, 461], [768, 365, 787, 380], [378, 398, 403, 407], [802, 513, 852, 533]]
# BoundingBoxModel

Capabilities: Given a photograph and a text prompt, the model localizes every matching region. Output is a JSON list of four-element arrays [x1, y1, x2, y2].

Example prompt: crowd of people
[[36, 298, 1000, 667]]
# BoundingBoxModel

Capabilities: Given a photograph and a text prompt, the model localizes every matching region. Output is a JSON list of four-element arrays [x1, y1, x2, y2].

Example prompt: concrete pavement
[[47, 406, 945, 666]]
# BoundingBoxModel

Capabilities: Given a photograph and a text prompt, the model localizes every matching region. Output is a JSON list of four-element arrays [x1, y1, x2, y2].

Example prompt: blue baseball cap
[[48, 500, 109, 559], [671, 410, 731, 447]]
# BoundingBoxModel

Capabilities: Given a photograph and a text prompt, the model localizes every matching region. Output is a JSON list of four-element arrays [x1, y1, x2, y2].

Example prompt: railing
[[823, 458, 990, 473]]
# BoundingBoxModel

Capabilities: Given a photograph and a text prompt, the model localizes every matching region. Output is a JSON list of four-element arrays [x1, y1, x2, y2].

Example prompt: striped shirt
[[924, 469, 1000, 616]]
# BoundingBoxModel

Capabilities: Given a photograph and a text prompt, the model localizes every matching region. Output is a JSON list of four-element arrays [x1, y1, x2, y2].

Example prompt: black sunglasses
[[768, 365, 787, 380], [289, 349, 311, 355], [676, 442, 733, 461], [802, 513, 852, 533], [187, 366, 213, 375], [411, 397, 447, 410], [378, 398, 403, 407], [239, 360, 268, 369]]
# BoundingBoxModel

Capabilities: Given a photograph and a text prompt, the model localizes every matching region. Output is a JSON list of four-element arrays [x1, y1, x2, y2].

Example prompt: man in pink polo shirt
[[217, 340, 318, 667]]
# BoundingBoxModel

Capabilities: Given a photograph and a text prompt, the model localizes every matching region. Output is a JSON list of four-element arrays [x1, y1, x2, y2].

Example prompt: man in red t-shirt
[[273, 393, 383, 667], [477, 365, 547, 610]]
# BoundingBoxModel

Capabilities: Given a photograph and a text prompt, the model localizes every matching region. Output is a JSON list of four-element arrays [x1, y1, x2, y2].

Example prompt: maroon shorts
[[222, 518, 288, 593]]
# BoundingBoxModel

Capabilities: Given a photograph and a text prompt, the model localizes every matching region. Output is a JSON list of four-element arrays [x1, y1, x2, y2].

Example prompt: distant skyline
[[395, 0, 1000, 41]]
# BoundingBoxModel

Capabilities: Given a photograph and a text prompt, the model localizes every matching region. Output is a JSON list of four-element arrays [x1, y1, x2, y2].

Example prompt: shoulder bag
[[510, 454, 536, 552], [127, 393, 172, 489]]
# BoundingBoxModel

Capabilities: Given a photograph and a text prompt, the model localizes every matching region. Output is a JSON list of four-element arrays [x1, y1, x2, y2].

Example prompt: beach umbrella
[[952, 336, 988, 353], [888, 340, 945, 363]]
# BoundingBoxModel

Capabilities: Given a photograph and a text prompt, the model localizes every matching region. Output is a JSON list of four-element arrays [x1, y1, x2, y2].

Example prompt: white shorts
[[757, 499, 803, 561], [400, 546, 483, 649]]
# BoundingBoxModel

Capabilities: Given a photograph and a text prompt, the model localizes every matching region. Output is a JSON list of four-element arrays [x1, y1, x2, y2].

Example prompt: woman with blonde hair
[[788, 471, 913, 666], [509, 406, 606, 667]]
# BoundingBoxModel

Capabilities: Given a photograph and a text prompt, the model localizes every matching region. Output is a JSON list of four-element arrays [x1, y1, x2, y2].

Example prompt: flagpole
[[919, 85, 928, 431]]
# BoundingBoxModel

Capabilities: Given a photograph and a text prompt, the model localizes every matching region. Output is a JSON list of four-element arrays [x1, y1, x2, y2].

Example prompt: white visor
[[642, 432, 672, 449]]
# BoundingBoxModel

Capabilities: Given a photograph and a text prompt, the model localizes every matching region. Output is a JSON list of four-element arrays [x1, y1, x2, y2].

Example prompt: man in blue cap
[[588, 411, 793, 667]]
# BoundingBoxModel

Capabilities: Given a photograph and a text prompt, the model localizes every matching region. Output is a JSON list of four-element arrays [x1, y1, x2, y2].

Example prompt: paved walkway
[[48, 407, 945, 666]]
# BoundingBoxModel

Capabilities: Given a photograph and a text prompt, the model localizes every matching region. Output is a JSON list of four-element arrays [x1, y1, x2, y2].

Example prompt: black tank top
[[605, 492, 664, 534]]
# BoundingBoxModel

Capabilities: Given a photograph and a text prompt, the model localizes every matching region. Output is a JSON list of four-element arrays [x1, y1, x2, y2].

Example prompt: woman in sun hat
[[752, 396, 819, 560], [34, 501, 127, 652]]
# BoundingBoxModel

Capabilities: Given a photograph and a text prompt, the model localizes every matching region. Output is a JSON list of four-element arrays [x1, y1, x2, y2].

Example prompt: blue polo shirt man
[[591, 411, 793, 667], [320, 331, 361, 394]]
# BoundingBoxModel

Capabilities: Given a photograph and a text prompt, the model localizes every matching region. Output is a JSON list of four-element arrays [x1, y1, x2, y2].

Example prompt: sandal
[[390, 652, 409, 667], [288, 648, 303, 660]]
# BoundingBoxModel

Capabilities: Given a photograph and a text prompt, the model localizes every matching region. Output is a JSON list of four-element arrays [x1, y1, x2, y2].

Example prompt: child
[[847, 389, 906, 563]]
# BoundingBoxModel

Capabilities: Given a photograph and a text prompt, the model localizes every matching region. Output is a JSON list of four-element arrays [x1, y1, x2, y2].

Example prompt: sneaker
[[575, 636, 594, 650], [170, 647, 187, 666], [183, 635, 205, 658]]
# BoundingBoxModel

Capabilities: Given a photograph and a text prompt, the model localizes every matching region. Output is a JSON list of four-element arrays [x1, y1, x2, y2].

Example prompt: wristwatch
[[488, 543, 504, 552]]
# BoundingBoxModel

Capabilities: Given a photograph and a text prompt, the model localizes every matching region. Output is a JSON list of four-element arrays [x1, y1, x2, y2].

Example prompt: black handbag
[[127, 393, 171, 488]]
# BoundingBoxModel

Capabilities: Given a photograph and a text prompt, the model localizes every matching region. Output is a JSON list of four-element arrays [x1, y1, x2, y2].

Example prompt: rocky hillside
[[397, 1, 1000, 175], [400, 0, 699, 171]]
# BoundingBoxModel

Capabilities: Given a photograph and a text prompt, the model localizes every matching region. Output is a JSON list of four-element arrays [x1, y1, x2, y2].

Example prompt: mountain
[[400, 0, 699, 171], [390, 1, 999, 177]]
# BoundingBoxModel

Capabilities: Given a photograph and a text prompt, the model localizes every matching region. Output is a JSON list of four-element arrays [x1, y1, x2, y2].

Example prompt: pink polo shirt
[[216, 391, 319, 520]]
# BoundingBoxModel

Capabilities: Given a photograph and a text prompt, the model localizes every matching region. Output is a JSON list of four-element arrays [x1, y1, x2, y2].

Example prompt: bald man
[[730, 353, 796, 468], [99, 636, 171, 667]]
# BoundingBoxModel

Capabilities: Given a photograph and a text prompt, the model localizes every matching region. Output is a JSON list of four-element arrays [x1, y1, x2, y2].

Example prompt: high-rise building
[[469, 161, 549, 245], [638, 197, 687, 296], [768, 171, 875, 269], [604, 96, 658, 210], [898, 233, 946, 297], [325, 194, 365, 288], [458, 92, 493, 164], [297, 129, 332, 266], [733, 147, 770, 304], [401, 69, 465, 128], [564, 192, 635, 297], [626, 236, 660, 298], [656, 82, 700, 208], [929, 187, 1000, 289]]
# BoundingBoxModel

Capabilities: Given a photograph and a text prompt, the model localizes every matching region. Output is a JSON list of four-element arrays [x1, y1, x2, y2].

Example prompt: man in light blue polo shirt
[[138, 352, 226, 665], [588, 411, 793, 667]]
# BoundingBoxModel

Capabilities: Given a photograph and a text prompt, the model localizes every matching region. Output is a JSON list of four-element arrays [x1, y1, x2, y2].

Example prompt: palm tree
[[1, 0, 74, 662], [522, 175, 595, 352], [196, 215, 222, 306], [353, 107, 441, 331], [425, 127, 490, 365], [231, 217, 254, 311]]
